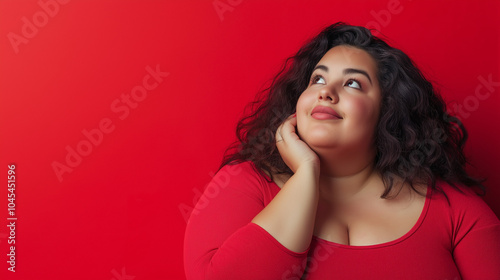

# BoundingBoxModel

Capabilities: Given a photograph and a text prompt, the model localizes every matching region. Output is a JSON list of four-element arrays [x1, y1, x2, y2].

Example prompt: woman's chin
[[303, 137, 340, 150]]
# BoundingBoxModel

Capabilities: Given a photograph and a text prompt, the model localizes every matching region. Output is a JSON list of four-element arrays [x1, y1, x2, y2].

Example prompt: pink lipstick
[[311, 105, 342, 120]]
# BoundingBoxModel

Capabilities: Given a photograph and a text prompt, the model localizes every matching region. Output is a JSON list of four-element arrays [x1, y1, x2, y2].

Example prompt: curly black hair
[[220, 22, 484, 198]]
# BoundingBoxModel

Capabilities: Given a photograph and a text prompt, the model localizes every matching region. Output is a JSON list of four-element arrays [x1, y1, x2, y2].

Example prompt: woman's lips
[[311, 105, 342, 120]]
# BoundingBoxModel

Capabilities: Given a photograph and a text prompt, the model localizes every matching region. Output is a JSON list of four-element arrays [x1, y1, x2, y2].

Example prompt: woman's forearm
[[251, 163, 319, 252]]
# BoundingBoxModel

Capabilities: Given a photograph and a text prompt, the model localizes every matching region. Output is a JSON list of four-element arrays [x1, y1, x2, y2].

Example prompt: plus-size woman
[[184, 22, 500, 279]]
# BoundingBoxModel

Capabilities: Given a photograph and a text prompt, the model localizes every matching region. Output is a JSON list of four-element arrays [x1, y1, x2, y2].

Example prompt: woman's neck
[[314, 145, 388, 204], [319, 161, 383, 202]]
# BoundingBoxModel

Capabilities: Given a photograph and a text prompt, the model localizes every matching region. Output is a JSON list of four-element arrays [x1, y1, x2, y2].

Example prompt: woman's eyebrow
[[313, 65, 329, 72], [343, 68, 372, 85], [313, 65, 373, 85]]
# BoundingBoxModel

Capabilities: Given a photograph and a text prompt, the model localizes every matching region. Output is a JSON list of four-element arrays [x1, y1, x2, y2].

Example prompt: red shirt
[[184, 161, 500, 279]]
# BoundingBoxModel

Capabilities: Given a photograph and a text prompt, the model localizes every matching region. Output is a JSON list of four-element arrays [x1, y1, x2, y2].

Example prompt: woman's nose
[[318, 87, 338, 103]]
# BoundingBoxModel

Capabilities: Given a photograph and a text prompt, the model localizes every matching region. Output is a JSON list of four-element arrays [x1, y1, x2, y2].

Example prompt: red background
[[0, 0, 499, 279]]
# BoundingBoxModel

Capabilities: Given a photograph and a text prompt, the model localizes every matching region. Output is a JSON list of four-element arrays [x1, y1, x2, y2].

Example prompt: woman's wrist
[[295, 160, 320, 183]]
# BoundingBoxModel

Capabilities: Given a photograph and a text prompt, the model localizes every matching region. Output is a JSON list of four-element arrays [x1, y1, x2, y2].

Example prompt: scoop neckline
[[255, 161, 433, 249], [312, 186, 432, 250]]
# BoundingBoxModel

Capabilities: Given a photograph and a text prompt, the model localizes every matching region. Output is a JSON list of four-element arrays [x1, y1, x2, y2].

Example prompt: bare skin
[[268, 165, 426, 246], [252, 45, 426, 252]]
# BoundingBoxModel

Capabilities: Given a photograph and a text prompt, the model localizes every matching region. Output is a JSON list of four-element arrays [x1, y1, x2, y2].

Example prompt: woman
[[184, 22, 500, 279]]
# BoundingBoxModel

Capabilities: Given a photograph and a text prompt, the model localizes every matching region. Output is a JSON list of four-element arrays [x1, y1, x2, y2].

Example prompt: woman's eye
[[311, 75, 326, 85], [345, 79, 361, 90]]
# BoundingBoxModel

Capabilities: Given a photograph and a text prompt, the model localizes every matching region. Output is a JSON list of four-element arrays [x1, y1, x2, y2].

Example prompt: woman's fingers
[[275, 114, 319, 173]]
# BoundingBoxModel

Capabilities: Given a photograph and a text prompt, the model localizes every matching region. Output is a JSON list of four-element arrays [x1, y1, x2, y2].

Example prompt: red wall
[[0, 0, 499, 279]]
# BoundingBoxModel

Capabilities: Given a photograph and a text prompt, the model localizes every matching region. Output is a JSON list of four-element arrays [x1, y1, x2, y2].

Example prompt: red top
[[184, 161, 500, 279]]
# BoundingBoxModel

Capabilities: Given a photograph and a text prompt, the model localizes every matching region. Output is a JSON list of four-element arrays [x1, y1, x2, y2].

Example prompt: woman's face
[[296, 45, 382, 155]]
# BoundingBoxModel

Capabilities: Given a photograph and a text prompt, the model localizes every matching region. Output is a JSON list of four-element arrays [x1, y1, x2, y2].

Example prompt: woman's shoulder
[[217, 161, 280, 191], [218, 160, 254, 176], [218, 160, 266, 180], [433, 181, 486, 204], [428, 181, 500, 255], [432, 180, 500, 226], [214, 161, 281, 206]]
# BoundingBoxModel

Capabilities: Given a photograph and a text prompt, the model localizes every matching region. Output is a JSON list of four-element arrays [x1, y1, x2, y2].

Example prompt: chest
[[302, 238, 460, 280], [313, 193, 426, 246]]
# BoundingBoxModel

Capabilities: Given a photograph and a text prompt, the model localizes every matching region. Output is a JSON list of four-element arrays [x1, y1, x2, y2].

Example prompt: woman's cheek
[[341, 97, 378, 141], [295, 94, 309, 125], [295, 91, 309, 111], [344, 96, 377, 121]]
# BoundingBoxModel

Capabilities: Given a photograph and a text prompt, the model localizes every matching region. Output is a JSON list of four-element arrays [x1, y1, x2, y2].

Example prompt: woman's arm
[[453, 224, 500, 279], [452, 191, 500, 279], [184, 161, 310, 280], [184, 115, 320, 279], [252, 114, 320, 253], [251, 164, 319, 252]]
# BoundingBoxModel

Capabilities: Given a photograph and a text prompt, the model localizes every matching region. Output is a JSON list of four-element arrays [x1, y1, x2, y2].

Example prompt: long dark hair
[[220, 22, 484, 198]]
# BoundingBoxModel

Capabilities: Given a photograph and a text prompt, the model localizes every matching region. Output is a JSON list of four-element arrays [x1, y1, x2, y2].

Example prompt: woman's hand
[[276, 114, 320, 173]]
